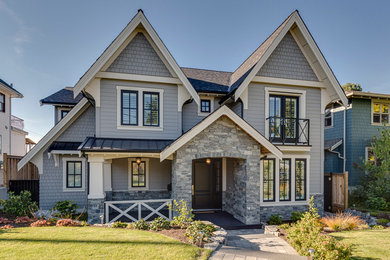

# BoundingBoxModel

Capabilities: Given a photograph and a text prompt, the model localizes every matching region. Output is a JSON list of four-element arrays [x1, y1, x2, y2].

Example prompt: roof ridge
[[181, 67, 232, 74]]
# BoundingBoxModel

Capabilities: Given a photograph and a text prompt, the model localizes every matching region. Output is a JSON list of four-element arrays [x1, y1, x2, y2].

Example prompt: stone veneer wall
[[172, 116, 261, 224], [259, 194, 324, 221], [88, 199, 105, 224], [107, 191, 171, 201]]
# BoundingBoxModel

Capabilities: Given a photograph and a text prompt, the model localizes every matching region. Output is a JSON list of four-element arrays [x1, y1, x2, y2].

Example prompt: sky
[[1, 0, 390, 142]]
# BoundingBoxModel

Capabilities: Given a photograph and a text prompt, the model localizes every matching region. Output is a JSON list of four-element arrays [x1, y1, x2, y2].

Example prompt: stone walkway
[[210, 229, 306, 260]]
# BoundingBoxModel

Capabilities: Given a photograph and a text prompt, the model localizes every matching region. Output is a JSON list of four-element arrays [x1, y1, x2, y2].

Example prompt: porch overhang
[[160, 105, 283, 161]]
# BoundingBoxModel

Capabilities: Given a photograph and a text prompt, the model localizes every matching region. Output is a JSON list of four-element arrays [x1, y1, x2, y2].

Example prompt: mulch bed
[[153, 228, 190, 244], [0, 212, 34, 228]]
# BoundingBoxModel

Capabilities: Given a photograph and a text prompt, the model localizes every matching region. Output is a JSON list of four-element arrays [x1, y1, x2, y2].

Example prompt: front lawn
[[0, 227, 210, 260], [331, 229, 390, 259]]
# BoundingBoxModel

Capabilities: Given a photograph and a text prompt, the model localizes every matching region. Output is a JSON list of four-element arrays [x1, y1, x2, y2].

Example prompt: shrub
[[372, 225, 385, 230], [169, 200, 194, 228], [149, 217, 170, 231], [278, 223, 290, 230], [0, 191, 38, 217], [286, 197, 352, 259], [52, 200, 79, 218], [80, 221, 89, 227], [0, 218, 10, 224], [269, 214, 283, 225], [132, 219, 149, 230], [376, 218, 389, 224], [369, 211, 379, 217], [112, 221, 128, 228], [15, 216, 34, 224], [0, 225, 14, 229], [185, 221, 216, 245], [56, 219, 80, 227], [320, 213, 364, 231], [366, 196, 388, 211], [30, 220, 51, 227], [290, 211, 304, 222]]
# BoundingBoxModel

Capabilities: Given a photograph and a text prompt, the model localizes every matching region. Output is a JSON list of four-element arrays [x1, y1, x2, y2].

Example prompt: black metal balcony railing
[[266, 116, 310, 145]]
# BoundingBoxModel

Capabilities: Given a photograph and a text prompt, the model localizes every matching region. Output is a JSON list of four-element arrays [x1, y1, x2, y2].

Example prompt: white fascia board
[[73, 12, 199, 105], [17, 98, 89, 171], [160, 106, 282, 161], [0, 84, 23, 98]]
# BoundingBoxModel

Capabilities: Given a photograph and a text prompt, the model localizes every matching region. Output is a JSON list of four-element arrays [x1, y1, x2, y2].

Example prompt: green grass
[[0, 227, 210, 260], [331, 229, 390, 259]]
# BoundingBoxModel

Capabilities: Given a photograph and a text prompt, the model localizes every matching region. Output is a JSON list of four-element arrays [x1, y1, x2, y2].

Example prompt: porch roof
[[48, 141, 82, 152], [79, 137, 174, 153]]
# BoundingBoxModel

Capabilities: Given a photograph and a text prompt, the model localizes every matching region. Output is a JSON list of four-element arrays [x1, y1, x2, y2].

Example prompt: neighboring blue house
[[18, 10, 347, 224], [324, 90, 390, 187]]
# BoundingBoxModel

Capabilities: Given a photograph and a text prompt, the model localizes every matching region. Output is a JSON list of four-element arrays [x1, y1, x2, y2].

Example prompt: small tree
[[342, 83, 362, 92]]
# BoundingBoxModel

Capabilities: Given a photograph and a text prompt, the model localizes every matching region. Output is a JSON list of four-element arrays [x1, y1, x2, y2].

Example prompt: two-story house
[[18, 10, 347, 224], [325, 90, 390, 189], [0, 78, 23, 185]]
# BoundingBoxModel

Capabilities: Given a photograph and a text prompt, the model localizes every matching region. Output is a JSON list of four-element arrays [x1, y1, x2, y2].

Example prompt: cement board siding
[[245, 83, 322, 193], [111, 158, 171, 190], [257, 32, 318, 81], [99, 79, 181, 139], [182, 98, 221, 133], [106, 33, 172, 77]]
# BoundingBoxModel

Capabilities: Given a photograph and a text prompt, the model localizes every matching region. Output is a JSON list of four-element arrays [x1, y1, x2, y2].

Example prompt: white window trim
[[116, 86, 164, 131], [198, 96, 214, 116], [58, 107, 72, 121], [324, 104, 333, 129], [264, 87, 306, 140], [128, 158, 150, 190], [62, 157, 86, 192], [260, 154, 310, 206], [371, 100, 390, 126]]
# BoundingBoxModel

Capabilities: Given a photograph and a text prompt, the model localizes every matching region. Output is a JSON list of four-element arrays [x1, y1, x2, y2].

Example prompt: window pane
[[144, 110, 151, 125], [152, 94, 159, 109], [74, 175, 81, 187], [74, 162, 81, 174], [382, 104, 388, 114], [130, 93, 137, 109], [143, 92, 159, 126], [67, 175, 74, 188], [130, 109, 137, 125], [144, 94, 151, 109], [263, 159, 275, 201], [279, 159, 291, 201], [0, 94, 4, 103], [295, 159, 306, 200], [373, 114, 381, 123], [382, 114, 389, 124], [374, 103, 380, 113], [151, 110, 158, 125], [121, 91, 137, 125], [68, 163, 74, 175]]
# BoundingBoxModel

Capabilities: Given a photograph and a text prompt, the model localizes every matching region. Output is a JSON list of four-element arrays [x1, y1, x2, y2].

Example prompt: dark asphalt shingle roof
[[40, 87, 83, 106], [79, 137, 174, 153], [48, 141, 82, 152], [0, 78, 23, 97], [181, 67, 231, 94]]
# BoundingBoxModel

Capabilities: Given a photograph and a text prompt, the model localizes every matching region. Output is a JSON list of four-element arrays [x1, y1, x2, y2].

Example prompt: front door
[[192, 158, 222, 210]]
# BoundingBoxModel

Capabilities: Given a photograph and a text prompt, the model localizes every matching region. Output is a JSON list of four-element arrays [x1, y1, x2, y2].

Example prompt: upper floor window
[[0, 93, 5, 112], [325, 104, 333, 127], [373, 102, 389, 124], [121, 90, 138, 125], [200, 99, 211, 113], [143, 92, 159, 126], [61, 110, 69, 119]]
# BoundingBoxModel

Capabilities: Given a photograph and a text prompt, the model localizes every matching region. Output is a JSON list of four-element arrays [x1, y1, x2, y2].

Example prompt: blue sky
[[1, 0, 390, 142]]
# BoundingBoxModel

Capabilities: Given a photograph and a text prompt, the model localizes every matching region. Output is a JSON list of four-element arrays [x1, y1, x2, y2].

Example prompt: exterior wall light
[[206, 158, 211, 164]]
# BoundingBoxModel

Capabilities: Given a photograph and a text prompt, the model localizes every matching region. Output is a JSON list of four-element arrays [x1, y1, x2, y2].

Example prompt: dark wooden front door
[[192, 159, 222, 210]]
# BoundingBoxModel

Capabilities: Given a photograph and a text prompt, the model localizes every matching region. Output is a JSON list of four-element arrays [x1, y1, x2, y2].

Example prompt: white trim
[[161, 106, 282, 161], [324, 103, 334, 128], [116, 86, 164, 131], [128, 158, 150, 191], [96, 71, 181, 85], [277, 146, 311, 152], [73, 11, 199, 105], [84, 152, 164, 160], [62, 156, 86, 192], [0, 83, 23, 98], [264, 87, 306, 140], [370, 99, 390, 126], [57, 107, 72, 122], [18, 98, 89, 171], [48, 150, 82, 167], [233, 12, 347, 107], [198, 96, 214, 116], [260, 154, 310, 206], [252, 76, 324, 89]]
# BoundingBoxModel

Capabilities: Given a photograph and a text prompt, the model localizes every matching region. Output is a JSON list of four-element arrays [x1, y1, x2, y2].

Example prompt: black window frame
[[131, 161, 146, 188], [263, 158, 275, 202], [200, 99, 211, 113], [143, 92, 160, 127], [279, 159, 291, 201], [121, 90, 138, 126], [61, 110, 69, 119], [66, 161, 82, 188], [295, 159, 307, 201], [0, 93, 5, 112]]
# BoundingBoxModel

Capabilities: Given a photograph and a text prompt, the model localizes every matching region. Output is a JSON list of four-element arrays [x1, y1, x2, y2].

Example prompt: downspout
[[338, 101, 347, 173]]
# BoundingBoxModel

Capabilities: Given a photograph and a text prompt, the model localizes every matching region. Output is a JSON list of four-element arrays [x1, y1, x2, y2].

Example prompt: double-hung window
[[66, 161, 82, 188], [295, 159, 306, 201], [0, 93, 5, 112], [121, 90, 138, 125], [279, 159, 291, 201], [373, 102, 389, 124], [143, 92, 159, 126], [263, 158, 275, 202]]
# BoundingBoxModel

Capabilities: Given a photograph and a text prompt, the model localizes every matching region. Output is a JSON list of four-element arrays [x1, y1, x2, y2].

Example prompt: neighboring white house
[[0, 78, 24, 185]]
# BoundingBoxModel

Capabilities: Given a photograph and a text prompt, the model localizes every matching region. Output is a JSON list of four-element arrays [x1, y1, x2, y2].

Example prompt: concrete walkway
[[210, 229, 306, 260]]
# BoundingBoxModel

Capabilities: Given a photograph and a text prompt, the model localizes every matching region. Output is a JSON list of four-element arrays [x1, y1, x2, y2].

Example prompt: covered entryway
[[192, 158, 222, 210]]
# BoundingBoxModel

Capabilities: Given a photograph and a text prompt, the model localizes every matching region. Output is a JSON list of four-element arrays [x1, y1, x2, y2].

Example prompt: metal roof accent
[[48, 142, 82, 152]]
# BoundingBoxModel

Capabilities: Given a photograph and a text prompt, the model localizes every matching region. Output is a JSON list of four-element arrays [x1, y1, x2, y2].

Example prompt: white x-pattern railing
[[105, 199, 172, 223]]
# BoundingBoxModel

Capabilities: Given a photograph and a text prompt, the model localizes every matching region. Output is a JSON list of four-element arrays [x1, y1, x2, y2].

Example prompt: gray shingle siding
[[257, 32, 318, 81], [99, 79, 181, 139], [106, 33, 172, 77]]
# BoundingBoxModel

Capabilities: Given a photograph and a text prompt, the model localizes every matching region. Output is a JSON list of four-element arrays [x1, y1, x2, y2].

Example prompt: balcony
[[266, 116, 310, 145]]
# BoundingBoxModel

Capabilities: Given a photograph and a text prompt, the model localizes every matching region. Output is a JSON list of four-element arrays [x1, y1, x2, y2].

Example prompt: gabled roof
[[73, 9, 199, 105], [160, 105, 282, 161], [182, 67, 231, 94], [345, 90, 390, 100], [40, 87, 83, 106], [0, 78, 23, 98]]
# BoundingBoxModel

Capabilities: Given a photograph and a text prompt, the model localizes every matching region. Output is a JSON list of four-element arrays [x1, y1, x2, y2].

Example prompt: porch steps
[[210, 246, 306, 260]]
